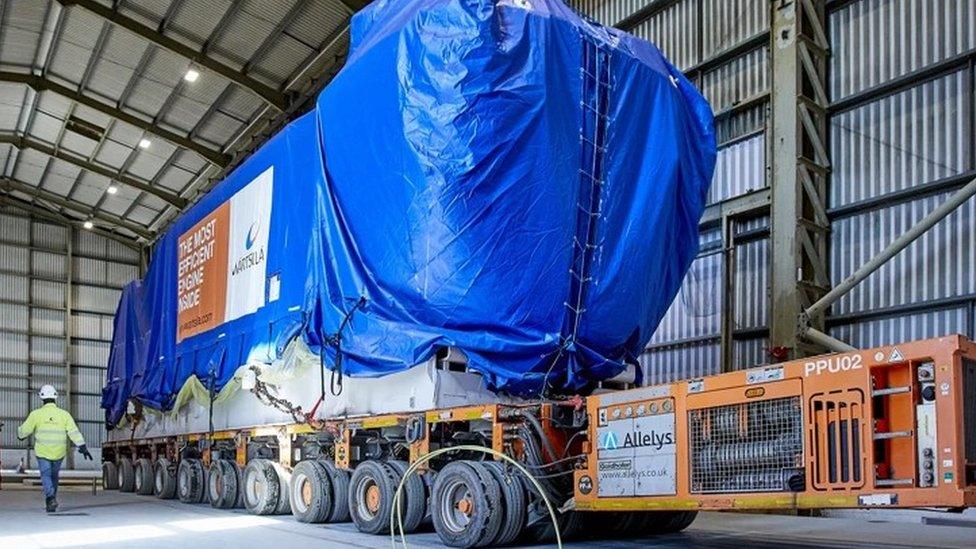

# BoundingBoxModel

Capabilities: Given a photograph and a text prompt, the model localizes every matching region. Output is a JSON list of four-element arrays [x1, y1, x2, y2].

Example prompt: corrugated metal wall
[[571, 0, 772, 383], [826, 0, 976, 348], [572, 0, 976, 385], [0, 209, 138, 451]]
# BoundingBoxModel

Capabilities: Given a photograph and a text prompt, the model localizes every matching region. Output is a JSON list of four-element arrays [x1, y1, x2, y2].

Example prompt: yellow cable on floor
[[389, 444, 563, 549]]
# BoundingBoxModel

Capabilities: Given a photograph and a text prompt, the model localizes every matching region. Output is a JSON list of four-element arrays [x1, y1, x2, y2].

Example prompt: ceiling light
[[83, 220, 94, 230], [107, 184, 118, 195], [184, 68, 200, 83], [138, 138, 151, 149]]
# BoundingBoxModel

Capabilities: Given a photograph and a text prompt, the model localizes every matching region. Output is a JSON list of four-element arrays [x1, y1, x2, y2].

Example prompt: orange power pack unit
[[575, 335, 976, 511]]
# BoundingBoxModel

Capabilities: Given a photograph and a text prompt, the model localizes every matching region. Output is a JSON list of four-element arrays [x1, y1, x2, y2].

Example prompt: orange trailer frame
[[575, 335, 976, 511], [99, 335, 976, 544]]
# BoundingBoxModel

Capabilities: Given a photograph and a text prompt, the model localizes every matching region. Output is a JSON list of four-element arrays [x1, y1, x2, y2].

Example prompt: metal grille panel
[[689, 396, 803, 493]]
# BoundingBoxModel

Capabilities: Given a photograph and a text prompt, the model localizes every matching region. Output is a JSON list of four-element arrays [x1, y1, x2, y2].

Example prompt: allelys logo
[[601, 429, 674, 451]]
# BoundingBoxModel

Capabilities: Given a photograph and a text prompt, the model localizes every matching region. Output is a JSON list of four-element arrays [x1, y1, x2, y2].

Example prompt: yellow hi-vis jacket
[[17, 403, 86, 461]]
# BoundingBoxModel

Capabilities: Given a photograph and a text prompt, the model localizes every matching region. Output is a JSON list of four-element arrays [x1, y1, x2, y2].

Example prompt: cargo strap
[[324, 296, 367, 397]]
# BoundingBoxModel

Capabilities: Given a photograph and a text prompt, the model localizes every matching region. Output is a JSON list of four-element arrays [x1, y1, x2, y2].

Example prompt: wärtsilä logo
[[232, 220, 265, 276], [245, 220, 260, 250], [601, 429, 674, 451]]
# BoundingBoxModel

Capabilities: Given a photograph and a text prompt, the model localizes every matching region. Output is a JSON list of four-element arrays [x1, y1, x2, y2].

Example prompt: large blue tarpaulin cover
[[102, 0, 715, 427]]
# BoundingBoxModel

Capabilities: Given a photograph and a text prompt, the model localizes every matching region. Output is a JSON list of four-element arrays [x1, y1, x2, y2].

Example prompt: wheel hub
[[302, 479, 313, 506], [456, 497, 474, 516], [366, 484, 381, 513]]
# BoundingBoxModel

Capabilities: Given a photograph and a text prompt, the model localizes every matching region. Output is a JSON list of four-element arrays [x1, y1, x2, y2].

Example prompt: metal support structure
[[802, 326, 856, 353], [26, 213, 34, 468], [0, 134, 185, 209], [802, 176, 976, 330], [0, 195, 140, 250], [768, 0, 831, 360], [56, 0, 288, 112], [700, 188, 771, 228], [719, 216, 736, 372], [0, 178, 152, 239], [145, 26, 352, 237], [64, 230, 74, 469], [0, 72, 230, 167]]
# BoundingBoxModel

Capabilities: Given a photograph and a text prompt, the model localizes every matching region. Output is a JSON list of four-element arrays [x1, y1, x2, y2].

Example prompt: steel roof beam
[[0, 177, 152, 239], [56, 0, 289, 112], [334, 0, 369, 14], [0, 133, 187, 208], [0, 71, 230, 167], [0, 192, 141, 249]]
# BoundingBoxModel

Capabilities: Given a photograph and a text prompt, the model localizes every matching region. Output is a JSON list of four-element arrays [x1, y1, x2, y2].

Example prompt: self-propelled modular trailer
[[97, 1, 976, 546], [100, 336, 976, 546]]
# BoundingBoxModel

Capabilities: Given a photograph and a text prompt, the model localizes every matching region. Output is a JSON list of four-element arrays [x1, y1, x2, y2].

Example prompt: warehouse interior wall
[[571, 0, 976, 383], [0, 207, 139, 469]]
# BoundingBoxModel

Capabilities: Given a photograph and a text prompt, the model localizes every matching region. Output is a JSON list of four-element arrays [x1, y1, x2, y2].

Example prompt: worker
[[17, 385, 93, 512]]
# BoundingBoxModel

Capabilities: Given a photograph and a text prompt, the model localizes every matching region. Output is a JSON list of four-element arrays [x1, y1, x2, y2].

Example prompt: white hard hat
[[39, 385, 58, 400]]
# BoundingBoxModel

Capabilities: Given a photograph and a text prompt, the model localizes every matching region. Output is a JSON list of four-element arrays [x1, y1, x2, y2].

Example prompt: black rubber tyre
[[519, 475, 583, 543], [243, 458, 289, 515], [118, 457, 136, 492], [177, 458, 206, 503], [349, 460, 400, 535], [609, 511, 646, 537], [431, 461, 504, 548], [483, 462, 526, 546], [654, 510, 697, 533], [154, 458, 177, 499], [102, 461, 119, 490], [290, 460, 333, 523], [523, 510, 584, 543], [271, 461, 292, 514], [318, 460, 351, 523], [208, 459, 241, 509], [134, 458, 154, 495], [386, 460, 426, 534]]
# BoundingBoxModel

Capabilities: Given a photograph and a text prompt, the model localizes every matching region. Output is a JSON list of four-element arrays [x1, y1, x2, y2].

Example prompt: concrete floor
[[0, 485, 973, 548]]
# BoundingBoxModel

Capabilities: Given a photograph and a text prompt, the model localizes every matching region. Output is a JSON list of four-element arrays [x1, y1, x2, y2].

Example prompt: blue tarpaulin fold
[[102, 0, 715, 427]]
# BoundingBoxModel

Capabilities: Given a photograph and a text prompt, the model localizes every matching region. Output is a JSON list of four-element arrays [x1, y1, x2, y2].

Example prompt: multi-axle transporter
[[99, 336, 976, 546]]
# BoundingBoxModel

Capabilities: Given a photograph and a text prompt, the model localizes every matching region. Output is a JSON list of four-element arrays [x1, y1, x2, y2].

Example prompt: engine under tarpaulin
[[102, 0, 715, 428]]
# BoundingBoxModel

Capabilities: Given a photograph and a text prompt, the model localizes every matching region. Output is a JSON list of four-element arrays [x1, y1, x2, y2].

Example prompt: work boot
[[45, 496, 58, 513]]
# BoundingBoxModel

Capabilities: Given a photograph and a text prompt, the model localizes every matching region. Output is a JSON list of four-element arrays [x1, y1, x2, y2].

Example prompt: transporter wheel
[[653, 511, 697, 533], [134, 458, 155, 495], [118, 457, 136, 492], [233, 460, 245, 508], [349, 460, 401, 534], [177, 458, 206, 503], [154, 458, 177, 499], [604, 511, 645, 538], [271, 461, 292, 514], [208, 459, 241, 509], [430, 461, 503, 548], [101, 461, 119, 490], [317, 460, 351, 523], [243, 458, 290, 515], [290, 460, 333, 523], [522, 510, 584, 543], [482, 462, 526, 546], [519, 475, 583, 543], [385, 460, 426, 534]]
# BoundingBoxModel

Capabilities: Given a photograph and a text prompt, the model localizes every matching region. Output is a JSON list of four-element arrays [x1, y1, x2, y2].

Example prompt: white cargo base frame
[[107, 345, 510, 442]]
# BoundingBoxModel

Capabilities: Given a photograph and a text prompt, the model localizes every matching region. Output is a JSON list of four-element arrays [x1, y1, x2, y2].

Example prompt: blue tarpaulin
[[102, 0, 715, 427]]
